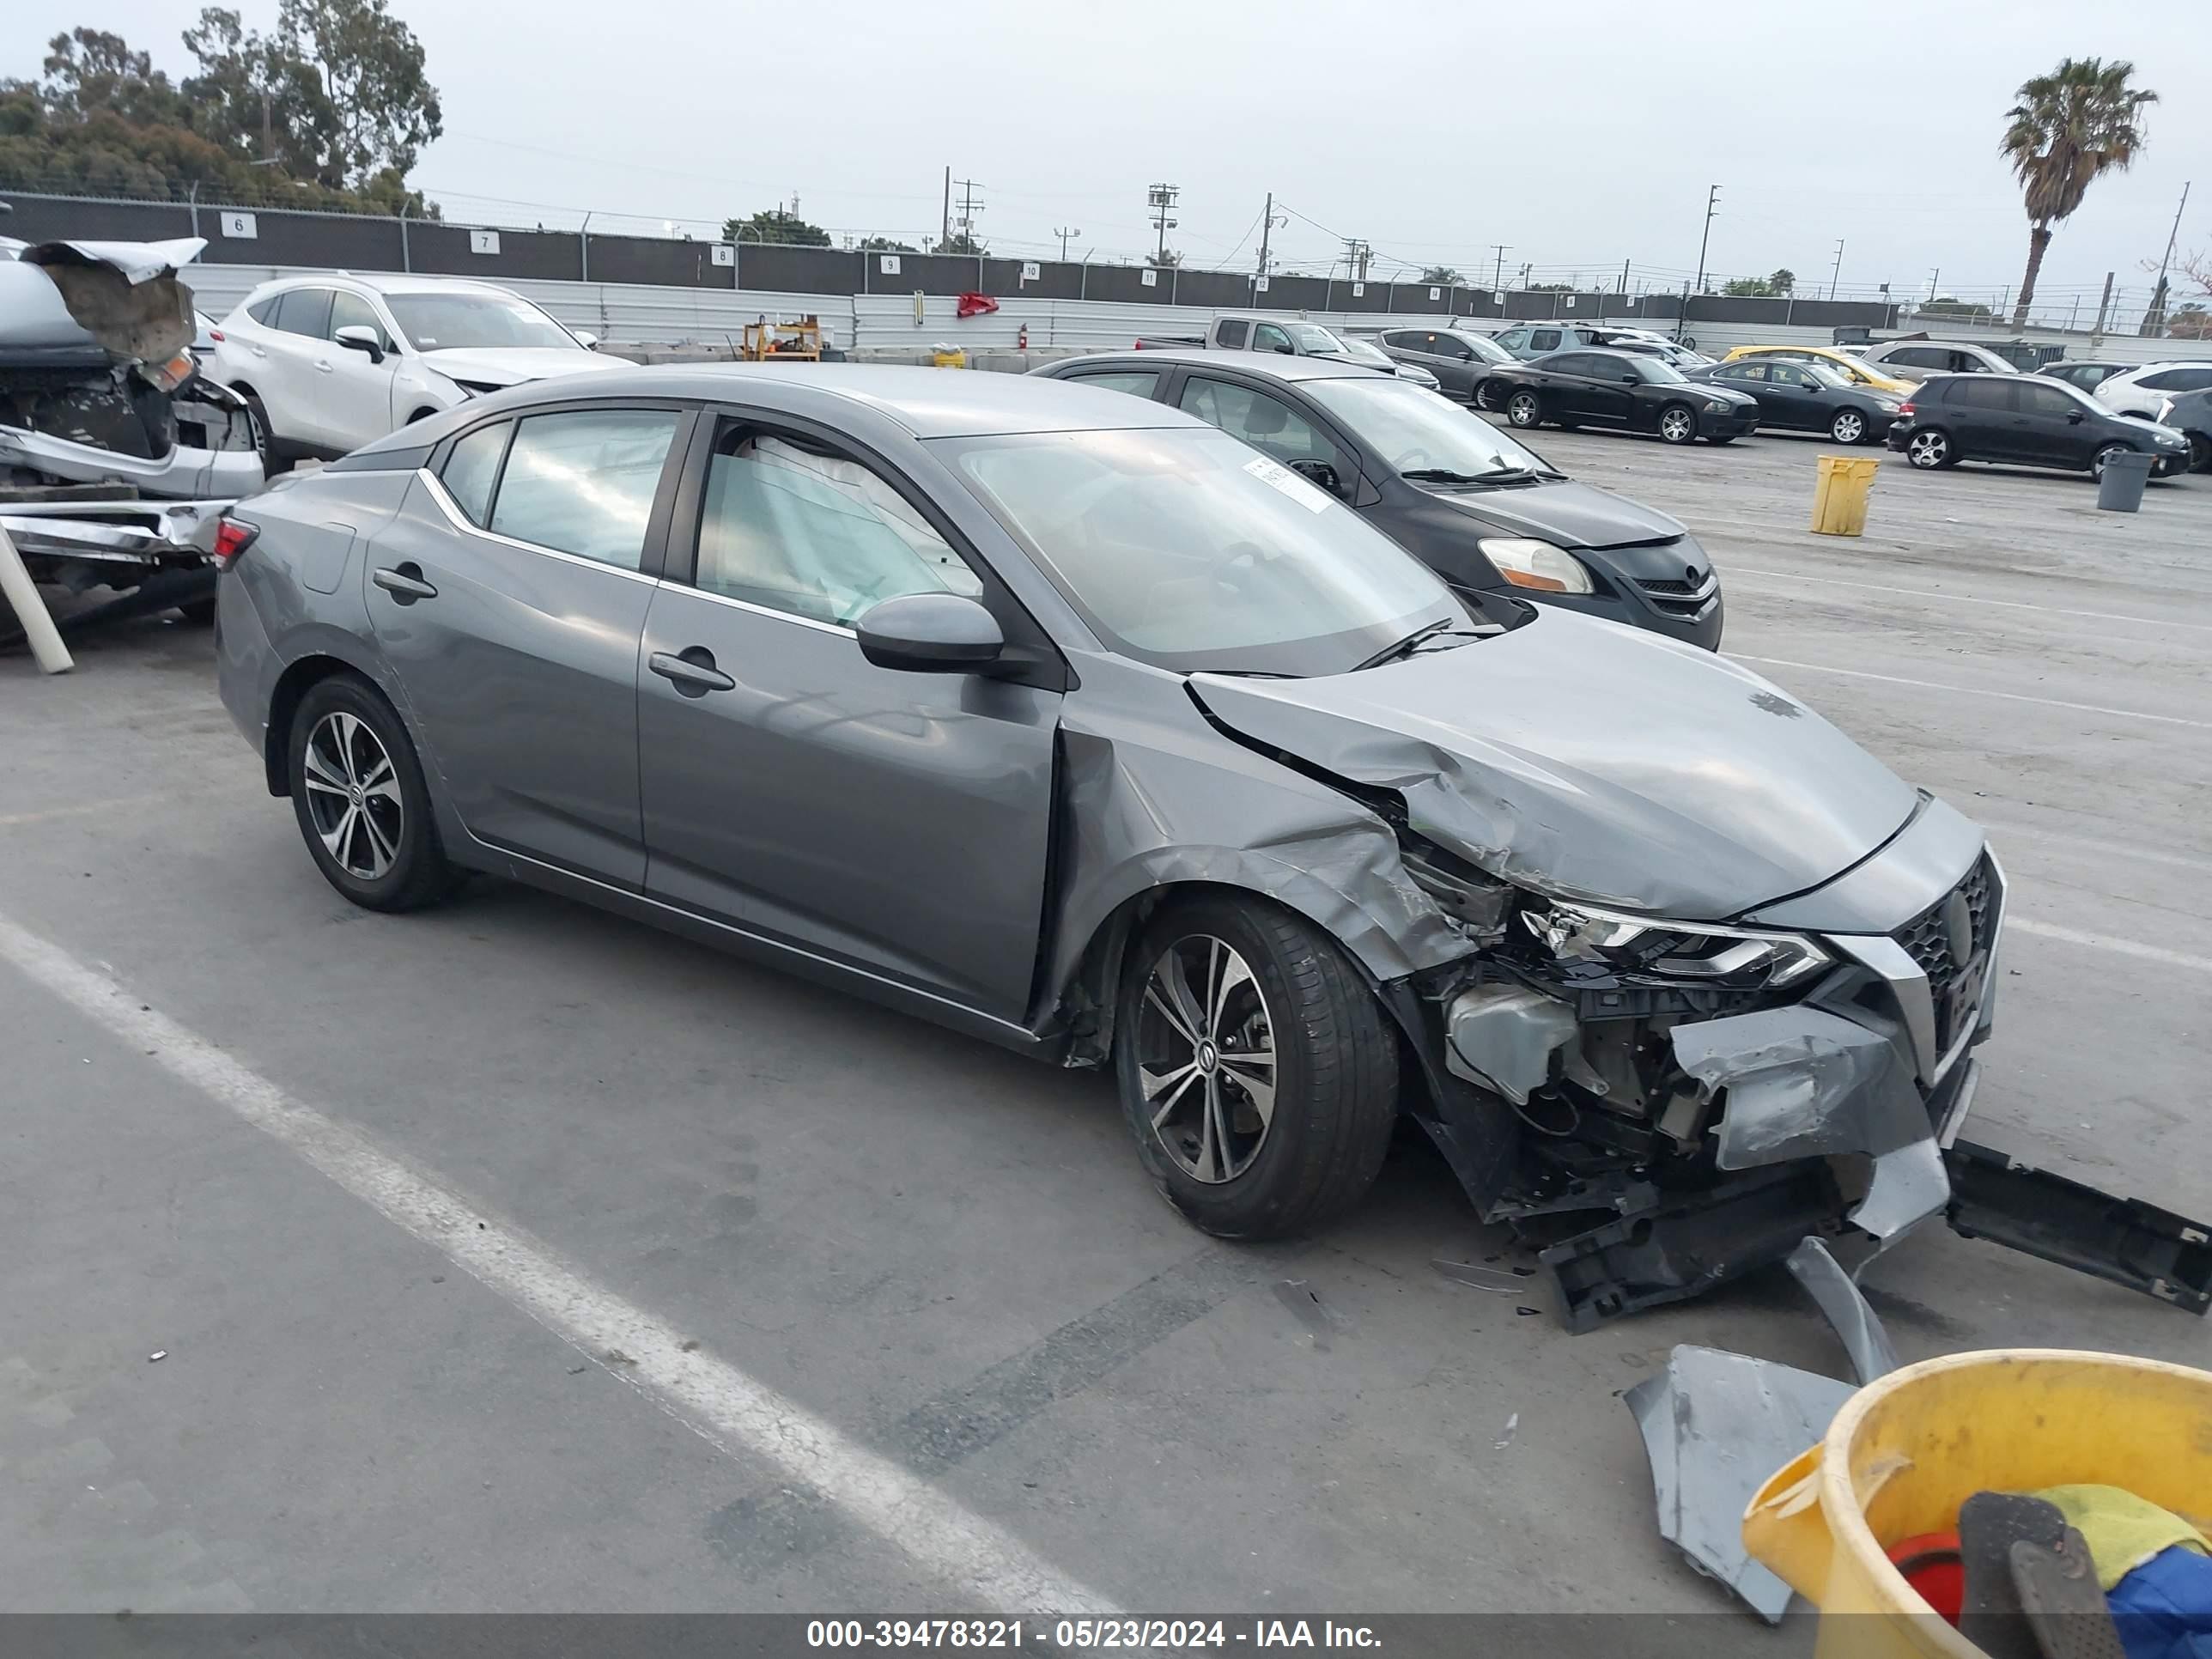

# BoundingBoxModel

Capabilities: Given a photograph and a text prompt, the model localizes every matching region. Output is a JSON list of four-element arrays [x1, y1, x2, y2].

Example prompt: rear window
[[485, 409, 680, 569]]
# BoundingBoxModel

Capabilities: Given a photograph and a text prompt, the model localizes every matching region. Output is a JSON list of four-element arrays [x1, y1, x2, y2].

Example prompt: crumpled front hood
[[1428, 478, 1686, 550], [1189, 607, 1918, 920], [416, 346, 627, 387]]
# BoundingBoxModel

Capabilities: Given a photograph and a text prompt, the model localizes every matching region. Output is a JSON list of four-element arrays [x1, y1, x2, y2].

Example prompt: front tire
[[2189, 433, 2211, 473], [1114, 896, 1397, 1240], [1830, 408, 1869, 444], [1657, 403, 1698, 444], [288, 673, 456, 912], [1505, 390, 1544, 428], [2092, 441, 2134, 481]]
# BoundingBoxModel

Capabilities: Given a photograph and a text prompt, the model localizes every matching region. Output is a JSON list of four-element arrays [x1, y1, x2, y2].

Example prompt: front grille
[[1638, 577, 1697, 596], [1894, 855, 1996, 999]]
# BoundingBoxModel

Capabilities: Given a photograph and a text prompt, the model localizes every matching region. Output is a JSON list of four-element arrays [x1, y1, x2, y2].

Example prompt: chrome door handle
[[649, 649, 735, 695], [372, 565, 438, 602], [315, 361, 335, 374]]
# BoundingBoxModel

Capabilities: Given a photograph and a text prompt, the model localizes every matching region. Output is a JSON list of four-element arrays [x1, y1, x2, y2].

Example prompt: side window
[[1214, 319, 1251, 349], [1889, 347, 1943, 370], [691, 423, 982, 628], [1436, 334, 1473, 359], [1380, 331, 1413, 349], [1948, 380, 2017, 412], [246, 295, 280, 325], [272, 287, 333, 338], [488, 408, 680, 569], [1725, 362, 1768, 382], [1496, 328, 1528, 349], [328, 290, 390, 350], [1066, 369, 1160, 399], [1177, 376, 1342, 470], [1249, 323, 1292, 355], [1543, 354, 1594, 377], [2015, 384, 2075, 418], [1529, 328, 1563, 351], [440, 422, 509, 526], [2175, 368, 2212, 391]]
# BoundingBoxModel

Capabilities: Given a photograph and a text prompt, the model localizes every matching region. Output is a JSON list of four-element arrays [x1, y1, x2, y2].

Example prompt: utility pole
[[1054, 226, 1081, 261], [1146, 183, 1180, 265], [2145, 180, 2191, 335], [2092, 270, 2115, 345], [951, 179, 985, 251], [941, 166, 951, 251], [1619, 257, 1630, 294], [1827, 238, 1844, 301], [1490, 244, 1510, 290], [1690, 185, 1720, 296], [1255, 191, 1276, 283], [1342, 238, 1372, 282]]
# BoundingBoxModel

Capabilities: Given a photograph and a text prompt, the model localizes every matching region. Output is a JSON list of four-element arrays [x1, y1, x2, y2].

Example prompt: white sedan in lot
[[210, 273, 625, 461]]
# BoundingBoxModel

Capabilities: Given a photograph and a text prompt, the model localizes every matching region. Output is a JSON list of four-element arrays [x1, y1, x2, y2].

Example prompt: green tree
[[2001, 57, 2156, 327], [1420, 264, 1462, 286], [2168, 304, 2211, 340], [857, 234, 912, 252], [40, 27, 193, 125], [1919, 295, 1996, 322], [1722, 268, 1797, 298], [722, 207, 830, 246], [939, 230, 986, 256]]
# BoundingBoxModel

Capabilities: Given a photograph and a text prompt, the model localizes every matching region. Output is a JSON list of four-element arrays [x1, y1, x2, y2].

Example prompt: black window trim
[[661, 403, 1073, 692], [416, 397, 697, 581]]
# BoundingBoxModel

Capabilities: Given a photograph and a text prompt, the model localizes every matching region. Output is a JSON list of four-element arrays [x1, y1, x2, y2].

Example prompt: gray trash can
[[2096, 448, 2154, 513]]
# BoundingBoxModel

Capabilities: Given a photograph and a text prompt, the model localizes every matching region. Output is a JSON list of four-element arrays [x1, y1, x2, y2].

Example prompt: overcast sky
[[8, 0, 2208, 310]]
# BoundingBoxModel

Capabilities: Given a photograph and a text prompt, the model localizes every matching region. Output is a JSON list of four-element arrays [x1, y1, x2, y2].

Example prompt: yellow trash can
[[1742, 1349, 2212, 1659], [1812, 453, 1881, 537], [932, 348, 967, 369]]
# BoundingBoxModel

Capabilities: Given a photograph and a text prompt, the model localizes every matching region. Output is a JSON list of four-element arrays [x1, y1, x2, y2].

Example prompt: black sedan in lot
[[1887, 372, 2192, 479], [1686, 357, 1905, 445], [1477, 349, 1760, 445], [1031, 350, 1723, 647]]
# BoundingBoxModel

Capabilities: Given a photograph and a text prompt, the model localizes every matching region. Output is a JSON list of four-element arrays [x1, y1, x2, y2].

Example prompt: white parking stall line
[[1729, 656, 2212, 731], [2007, 917, 2212, 975], [1980, 823, 2212, 878], [1725, 568, 2212, 635], [0, 912, 1115, 1617]]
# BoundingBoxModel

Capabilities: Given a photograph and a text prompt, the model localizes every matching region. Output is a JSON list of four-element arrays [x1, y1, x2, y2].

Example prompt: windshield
[[1801, 362, 1856, 390], [1335, 338, 1392, 367], [943, 426, 1462, 676], [1303, 375, 1550, 481], [383, 293, 581, 352], [1287, 323, 1346, 353], [1632, 357, 1689, 384]]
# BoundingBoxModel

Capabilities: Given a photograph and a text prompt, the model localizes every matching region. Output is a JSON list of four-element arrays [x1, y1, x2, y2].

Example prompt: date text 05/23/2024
[[806, 1620, 1384, 1649]]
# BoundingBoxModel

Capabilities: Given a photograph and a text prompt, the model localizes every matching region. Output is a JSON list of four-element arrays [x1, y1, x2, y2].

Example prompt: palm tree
[[2001, 58, 2156, 328]]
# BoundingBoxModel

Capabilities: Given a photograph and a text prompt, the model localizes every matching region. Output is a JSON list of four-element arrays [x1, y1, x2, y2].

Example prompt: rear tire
[[1905, 428, 1954, 469], [1114, 895, 1397, 1240], [2189, 433, 2211, 473], [1505, 390, 1544, 428], [1657, 403, 1698, 444], [287, 673, 456, 913]]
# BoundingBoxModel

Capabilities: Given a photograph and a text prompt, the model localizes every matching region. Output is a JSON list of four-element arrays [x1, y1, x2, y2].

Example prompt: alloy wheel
[[1907, 430, 1948, 468], [302, 710, 404, 881], [1507, 392, 1540, 427], [1135, 933, 1278, 1185], [1832, 410, 1865, 443], [1660, 408, 1694, 442]]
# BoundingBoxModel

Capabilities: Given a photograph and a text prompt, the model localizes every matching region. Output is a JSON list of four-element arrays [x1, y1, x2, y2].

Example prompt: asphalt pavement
[[3, 419, 2209, 1620]]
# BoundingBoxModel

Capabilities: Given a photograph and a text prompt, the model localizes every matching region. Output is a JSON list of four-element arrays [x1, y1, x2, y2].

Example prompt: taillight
[[210, 328, 225, 342], [210, 517, 258, 568], [1896, 401, 1916, 418]]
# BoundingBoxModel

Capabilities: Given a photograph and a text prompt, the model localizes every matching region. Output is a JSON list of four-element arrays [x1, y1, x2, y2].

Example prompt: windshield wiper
[[1352, 617, 1465, 671], [1403, 465, 1542, 485]]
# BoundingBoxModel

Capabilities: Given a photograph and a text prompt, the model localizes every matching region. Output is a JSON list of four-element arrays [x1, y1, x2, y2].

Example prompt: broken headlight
[[1520, 899, 1831, 990]]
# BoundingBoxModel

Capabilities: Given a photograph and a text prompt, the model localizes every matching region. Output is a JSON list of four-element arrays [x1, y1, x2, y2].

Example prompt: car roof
[[367, 362, 1213, 445], [1052, 349, 1389, 384], [251, 271, 526, 300]]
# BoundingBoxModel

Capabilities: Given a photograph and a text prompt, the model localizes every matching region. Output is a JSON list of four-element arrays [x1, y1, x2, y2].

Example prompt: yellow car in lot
[[1720, 345, 1914, 395]]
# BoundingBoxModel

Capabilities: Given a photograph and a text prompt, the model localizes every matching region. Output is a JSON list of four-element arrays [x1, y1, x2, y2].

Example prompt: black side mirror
[[333, 325, 384, 364], [855, 592, 1004, 674], [1621, 373, 1640, 384], [1274, 343, 1295, 355], [1288, 459, 1342, 495]]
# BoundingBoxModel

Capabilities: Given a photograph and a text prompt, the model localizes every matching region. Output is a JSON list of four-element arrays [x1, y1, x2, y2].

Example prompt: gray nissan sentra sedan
[[213, 365, 2209, 1327]]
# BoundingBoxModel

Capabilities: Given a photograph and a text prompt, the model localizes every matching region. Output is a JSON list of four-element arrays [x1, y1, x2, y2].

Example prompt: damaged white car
[[212, 366, 2210, 1330], [1, 228, 264, 624]]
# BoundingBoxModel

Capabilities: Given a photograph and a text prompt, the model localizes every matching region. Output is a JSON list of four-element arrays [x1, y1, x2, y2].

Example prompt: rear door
[[1943, 378, 2022, 460], [364, 401, 691, 887], [1710, 360, 1771, 423], [635, 410, 1062, 1021]]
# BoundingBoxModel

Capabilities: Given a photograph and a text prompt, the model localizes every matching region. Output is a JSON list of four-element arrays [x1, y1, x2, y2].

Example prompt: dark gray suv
[[1368, 326, 1515, 400]]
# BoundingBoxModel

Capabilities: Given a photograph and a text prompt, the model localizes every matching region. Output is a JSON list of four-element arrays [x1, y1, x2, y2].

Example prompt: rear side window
[[1529, 329, 1563, 351], [1948, 380, 2016, 412], [1066, 370, 1160, 399], [487, 409, 681, 569], [1215, 319, 1250, 349], [1724, 362, 1768, 382], [441, 422, 509, 526], [2143, 367, 2212, 392], [246, 295, 280, 325], [1885, 347, 1945, 370], [273, 288, 333, 338]]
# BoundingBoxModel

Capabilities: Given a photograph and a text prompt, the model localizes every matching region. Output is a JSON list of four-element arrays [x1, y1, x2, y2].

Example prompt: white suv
[[210, 273, 624, 460], [2093, 361, 2212, 420]]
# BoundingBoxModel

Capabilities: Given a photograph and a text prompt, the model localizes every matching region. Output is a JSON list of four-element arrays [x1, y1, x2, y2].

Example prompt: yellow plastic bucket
[[1812, 453, 1880, 536], [1743, 1349, 2212, 1659], [932, 349, 967, 368]]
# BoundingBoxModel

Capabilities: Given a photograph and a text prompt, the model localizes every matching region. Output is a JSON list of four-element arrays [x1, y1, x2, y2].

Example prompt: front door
[[364, 404, 690, 887], [1176, 374, 1359, 501], [636, 415, 1060, 1020], [1759, 362, 1827, 430], [2010, 380, 2094, 468], [314, 289, 402, 452]]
